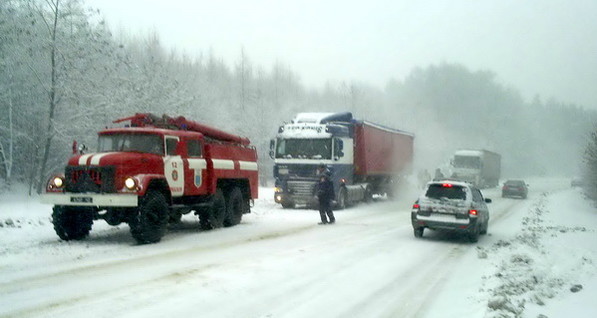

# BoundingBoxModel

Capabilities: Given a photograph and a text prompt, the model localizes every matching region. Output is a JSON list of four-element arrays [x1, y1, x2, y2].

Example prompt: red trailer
[[354, 121, 414, 177]]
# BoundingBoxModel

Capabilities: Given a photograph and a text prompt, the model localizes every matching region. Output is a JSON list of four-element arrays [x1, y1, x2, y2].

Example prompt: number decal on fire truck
[[164, 156, 184, 197]]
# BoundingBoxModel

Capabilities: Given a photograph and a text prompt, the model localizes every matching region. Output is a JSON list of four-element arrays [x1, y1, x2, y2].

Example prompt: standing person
[[316, 171, 336, 224], [434, 168, 444, 180], [316, 163, 329, 177]]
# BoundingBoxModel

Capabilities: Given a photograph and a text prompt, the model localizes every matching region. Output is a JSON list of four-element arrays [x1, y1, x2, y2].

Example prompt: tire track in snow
[[0, 204, 407, 317]]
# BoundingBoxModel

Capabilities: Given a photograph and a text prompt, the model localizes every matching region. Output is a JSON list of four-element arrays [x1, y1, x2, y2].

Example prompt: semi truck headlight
[[124, 177, 138, 190], [274, 187, 282, 193]]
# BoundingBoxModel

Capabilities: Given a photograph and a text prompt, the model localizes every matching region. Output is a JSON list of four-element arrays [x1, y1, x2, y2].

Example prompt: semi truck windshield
[[276, 138, 332, 159], [454, 156, 481, 169]]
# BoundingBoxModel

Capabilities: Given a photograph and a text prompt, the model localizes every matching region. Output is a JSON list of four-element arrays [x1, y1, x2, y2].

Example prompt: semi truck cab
[[270, 112, 354, 208]]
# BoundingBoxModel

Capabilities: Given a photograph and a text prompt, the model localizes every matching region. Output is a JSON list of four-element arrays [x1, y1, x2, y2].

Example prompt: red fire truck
[[42, 113, 258, 244]]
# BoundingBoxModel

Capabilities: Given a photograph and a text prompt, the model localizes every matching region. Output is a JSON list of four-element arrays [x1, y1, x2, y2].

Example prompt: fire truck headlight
[[51, 176, 64, 189], [124, 177, 137, 190]]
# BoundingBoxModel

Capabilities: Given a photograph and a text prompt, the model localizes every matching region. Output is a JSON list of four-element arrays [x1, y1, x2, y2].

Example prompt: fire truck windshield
[[98, 133, 164, 155], [276, 138, 332, 160]]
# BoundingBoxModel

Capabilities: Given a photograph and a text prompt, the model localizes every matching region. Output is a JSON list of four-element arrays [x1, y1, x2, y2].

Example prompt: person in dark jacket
[[316, 171, 335, 224]]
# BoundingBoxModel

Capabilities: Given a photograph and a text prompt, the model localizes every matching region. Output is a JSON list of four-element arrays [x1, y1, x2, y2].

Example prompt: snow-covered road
[[1, 178, 595, 318]]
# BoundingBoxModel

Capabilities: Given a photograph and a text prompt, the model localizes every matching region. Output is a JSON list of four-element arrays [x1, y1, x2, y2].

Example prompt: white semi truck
[[450, 149, 501, 188]]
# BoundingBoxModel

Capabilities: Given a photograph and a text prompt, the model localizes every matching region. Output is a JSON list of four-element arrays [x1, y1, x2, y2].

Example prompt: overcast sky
[[86, 0, 597, 108]]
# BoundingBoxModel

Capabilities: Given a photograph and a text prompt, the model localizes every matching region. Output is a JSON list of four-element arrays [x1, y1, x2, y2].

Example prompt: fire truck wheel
[[201, 188, 226, 230], [224, 187, 244, 227], [52, 206, 94, 240], [129, 190, 169, 244]]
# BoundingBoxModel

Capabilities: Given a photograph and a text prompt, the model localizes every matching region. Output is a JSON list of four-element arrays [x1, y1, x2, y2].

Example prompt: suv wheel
[[414, 227, 424, 238], [480, 220, 489, 235], [129, 190, 169, 244], [468, 225, 480, 243]]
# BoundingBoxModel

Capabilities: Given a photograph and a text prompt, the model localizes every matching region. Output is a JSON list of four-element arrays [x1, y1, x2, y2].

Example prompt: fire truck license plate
[[71, 197, 92, 203]]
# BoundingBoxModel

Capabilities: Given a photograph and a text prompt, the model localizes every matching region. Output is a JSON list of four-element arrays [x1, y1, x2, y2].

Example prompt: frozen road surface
[[1, 178, 595, 318]]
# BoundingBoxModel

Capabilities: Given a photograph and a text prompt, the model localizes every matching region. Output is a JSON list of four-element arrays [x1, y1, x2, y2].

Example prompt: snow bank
[[480, 189, 596, 318]]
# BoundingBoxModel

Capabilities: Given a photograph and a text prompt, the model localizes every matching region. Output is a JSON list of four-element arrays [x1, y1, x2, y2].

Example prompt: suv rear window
[[425, 184, 466, 200]]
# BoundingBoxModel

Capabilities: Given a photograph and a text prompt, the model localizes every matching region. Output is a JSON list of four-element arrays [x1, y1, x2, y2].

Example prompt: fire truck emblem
[[172, 170, 178, 181]]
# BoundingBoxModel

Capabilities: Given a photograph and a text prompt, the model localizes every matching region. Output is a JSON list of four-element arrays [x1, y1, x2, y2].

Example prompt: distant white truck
[[450, 149, 501, 188]]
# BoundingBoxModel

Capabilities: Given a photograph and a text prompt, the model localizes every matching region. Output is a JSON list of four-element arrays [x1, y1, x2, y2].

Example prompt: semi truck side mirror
[[269, 139, 275, 159], [334, 139, 344, 158]]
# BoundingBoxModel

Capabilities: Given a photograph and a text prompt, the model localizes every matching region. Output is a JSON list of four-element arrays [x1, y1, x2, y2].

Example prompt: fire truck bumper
[[41, 193, 138, 207]]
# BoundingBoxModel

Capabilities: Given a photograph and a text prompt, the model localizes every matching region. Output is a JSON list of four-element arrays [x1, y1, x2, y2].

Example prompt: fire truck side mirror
[[78, 144, 88, 154]]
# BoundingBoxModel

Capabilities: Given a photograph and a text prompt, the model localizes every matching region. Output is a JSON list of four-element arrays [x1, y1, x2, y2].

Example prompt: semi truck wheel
[[224, 187, 244, 227], [129, 190, 169, 244], [336, 188, 347, 209], [281, 202, 295, 209], [52, 206, 94, 240]]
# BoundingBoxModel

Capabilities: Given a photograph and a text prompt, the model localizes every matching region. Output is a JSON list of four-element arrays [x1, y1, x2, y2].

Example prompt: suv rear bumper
[[41, 193, 138, 207], [412, 213, 479, 232]]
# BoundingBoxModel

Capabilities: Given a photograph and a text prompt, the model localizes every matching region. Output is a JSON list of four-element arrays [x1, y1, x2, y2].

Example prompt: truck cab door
[[164, 136, 184, 197], [185, 139, 207, 196]]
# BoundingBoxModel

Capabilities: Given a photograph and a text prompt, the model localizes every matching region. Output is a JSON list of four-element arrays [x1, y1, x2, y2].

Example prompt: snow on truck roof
[[454, 150, 484, 156], [293, 113, 335, 124]]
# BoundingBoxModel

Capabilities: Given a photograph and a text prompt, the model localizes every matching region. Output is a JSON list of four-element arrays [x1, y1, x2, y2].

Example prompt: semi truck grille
[[65, 166, 116, 193], [288, 181, 316, 204]]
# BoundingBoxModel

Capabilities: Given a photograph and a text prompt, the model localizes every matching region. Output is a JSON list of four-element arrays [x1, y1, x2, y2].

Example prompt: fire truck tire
[[201, 188, 226, 230], [52, 206, 93, 240], [129, 190, 169, 244], [224, 187, 244, 227]]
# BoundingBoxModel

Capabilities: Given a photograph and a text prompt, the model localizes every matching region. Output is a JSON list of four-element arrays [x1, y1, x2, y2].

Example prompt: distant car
[[501, 180, 528, 199], [411, 180, 491, 243]]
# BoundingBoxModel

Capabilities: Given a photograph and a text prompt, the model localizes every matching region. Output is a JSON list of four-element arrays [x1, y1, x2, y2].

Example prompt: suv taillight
[[469, 209, 478, 216]]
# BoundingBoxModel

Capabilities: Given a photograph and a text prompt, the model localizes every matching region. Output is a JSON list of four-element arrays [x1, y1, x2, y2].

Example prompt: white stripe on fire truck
[[90, 153, 114, 165], [239, 161, 258, 171], [212, 159, 235, 170], [78, 154, 93, 166]]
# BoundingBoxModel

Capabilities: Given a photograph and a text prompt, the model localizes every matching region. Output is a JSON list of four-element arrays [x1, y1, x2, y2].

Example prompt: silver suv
[[411, 180, 491, 242]]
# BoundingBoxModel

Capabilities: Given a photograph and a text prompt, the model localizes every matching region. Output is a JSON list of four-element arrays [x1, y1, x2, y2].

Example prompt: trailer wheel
[[129, 190, 169, 244], [224, 187, 244, 227], [52, 206, 94, 240]]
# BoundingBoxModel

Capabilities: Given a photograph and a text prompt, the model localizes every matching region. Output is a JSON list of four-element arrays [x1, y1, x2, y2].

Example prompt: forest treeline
[[1, 0, 596, 194]]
